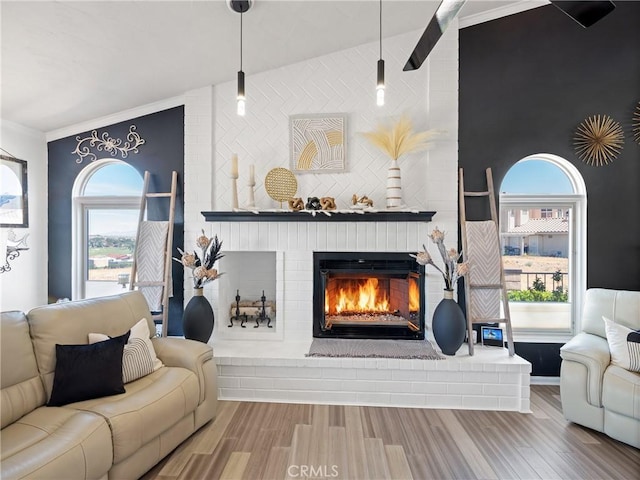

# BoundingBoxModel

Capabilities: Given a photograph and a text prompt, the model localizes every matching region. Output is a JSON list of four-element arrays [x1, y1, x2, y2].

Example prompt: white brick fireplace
[[200, 217, 531, 413], [207, 217, 439, 342], [181, 25, 531, 412]]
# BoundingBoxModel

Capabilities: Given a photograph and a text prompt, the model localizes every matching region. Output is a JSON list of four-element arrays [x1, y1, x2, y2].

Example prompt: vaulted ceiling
[[1, 1, 537, 133]]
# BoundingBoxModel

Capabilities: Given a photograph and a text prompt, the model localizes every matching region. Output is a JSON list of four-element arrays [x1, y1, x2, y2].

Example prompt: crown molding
[[45, 95, 185, 142], [459, 0, 548, 29]]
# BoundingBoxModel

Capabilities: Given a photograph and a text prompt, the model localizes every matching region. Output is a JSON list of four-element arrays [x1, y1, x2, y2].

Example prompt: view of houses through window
[[501, 206, 570, 302], [499, 156, 585, 335]]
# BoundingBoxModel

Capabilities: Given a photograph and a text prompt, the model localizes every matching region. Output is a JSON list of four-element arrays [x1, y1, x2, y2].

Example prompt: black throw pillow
[[48, 331, 130, 407]]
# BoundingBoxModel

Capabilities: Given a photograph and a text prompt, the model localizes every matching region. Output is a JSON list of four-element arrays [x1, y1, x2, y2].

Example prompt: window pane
[[85, 209, 137, 299], [501, 160, 574, 194], [83, 163, 143, 196], [500, 206, 572, 331]]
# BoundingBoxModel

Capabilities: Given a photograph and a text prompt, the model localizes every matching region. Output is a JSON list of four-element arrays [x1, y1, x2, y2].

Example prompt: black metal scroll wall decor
[[1, 230, 29, 274], [0, 152, 29, 273], [72, 125, 145, 164]]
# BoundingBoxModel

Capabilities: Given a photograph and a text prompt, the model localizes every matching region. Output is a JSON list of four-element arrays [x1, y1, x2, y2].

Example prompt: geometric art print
[[290, 113, 346, 173]]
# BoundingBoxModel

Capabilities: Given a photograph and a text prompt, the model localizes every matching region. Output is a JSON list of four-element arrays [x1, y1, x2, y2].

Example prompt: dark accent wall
[[459, 3, 640, 375], [460, 3, 640, 288], [47, 106, 185, 335]]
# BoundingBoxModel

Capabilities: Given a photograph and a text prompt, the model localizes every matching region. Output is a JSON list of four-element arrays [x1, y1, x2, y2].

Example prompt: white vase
[[386, 158, 402, 208]]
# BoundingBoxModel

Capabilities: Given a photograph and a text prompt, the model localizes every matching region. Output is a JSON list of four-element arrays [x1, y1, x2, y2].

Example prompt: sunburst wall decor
[[574, 114, 624, 166], [633, 102, 640, 145]]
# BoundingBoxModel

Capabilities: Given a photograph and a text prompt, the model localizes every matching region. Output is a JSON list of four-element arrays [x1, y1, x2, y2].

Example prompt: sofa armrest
[[152, 337, 214, 405], [560, 332, 610, 407]]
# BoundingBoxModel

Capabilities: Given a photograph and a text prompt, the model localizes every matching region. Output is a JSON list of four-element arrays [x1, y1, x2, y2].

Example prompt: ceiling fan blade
[[550, 1, 616, 28], [404, 0, 466, 71]]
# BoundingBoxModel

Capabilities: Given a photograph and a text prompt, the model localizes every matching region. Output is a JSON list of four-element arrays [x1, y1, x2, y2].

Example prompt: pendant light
[[228, 1, 253, 116], [376, 0, 385, 106]]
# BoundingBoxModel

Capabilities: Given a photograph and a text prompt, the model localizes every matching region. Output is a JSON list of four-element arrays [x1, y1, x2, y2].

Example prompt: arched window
[[72, 160, 143, 300], [500, 154, 586, 339]]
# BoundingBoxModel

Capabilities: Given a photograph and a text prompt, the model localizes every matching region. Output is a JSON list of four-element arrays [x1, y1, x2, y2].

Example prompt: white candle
[[231, 154, 238, 177], [249, 164, 255, 184]]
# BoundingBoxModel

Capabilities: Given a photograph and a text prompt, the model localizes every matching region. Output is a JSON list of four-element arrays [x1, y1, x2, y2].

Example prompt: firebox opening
[[313, 252, 425, 340]]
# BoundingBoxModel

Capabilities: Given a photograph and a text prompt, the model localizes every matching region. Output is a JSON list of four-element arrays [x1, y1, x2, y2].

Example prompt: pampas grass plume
[[362, 116, 435, 161]]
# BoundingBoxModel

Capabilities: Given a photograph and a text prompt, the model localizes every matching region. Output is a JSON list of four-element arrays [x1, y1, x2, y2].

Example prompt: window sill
[[512, 331, 573, 344]]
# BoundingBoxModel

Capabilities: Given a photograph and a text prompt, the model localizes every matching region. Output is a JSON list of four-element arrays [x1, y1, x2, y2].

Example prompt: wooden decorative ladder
[[459, 167, 515, 356], [129, 171, 177, 337]]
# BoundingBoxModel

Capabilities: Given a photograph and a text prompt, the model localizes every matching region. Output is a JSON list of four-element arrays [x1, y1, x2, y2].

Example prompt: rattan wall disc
[[633, 102, 640, 145], [265, 168, 297, 206], [574, 114, 624, 166]]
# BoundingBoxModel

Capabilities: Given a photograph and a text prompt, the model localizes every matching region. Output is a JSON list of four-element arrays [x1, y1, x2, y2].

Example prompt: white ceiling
[[1, 0, 535, 133]]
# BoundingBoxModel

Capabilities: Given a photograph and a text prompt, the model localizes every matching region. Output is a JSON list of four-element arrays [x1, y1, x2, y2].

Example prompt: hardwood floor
[[141, 386, 640, 480]]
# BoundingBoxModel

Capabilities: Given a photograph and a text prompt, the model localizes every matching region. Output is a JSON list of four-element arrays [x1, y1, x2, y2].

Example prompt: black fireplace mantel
[[202, 210, 436, 223]]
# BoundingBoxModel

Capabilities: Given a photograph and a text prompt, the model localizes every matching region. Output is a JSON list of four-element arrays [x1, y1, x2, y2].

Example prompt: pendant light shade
[[229, 0, 252, 116], [376, 0, 385, 106], [237, 70, 246, 116], [376, 59, 385, 106]]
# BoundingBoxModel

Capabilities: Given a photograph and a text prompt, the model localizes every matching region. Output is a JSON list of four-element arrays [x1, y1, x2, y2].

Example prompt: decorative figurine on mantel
[[320, 197, 336, 210], [306, 197, 322, 210], [352, 194, 374, 208], [288, 197, 304, 211]]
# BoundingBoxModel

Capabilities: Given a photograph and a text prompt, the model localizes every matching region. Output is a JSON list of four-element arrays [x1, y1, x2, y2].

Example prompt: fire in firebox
[[324, 276, 420, 331]]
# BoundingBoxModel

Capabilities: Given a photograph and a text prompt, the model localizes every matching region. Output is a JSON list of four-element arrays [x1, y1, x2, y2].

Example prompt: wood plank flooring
[[141, 386, 640, 480]]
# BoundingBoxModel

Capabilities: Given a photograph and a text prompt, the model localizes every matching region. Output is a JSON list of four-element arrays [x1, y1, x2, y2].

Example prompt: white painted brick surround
[[214, 343, 531, 413], [182, 24, 532, 411]]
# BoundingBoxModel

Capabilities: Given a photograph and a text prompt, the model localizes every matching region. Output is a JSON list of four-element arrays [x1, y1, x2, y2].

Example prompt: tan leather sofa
[[560, 288, 639, 448], [1, 291, 217, 479]]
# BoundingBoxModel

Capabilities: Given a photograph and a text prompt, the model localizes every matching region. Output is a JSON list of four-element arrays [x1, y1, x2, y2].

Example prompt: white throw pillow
[[603, 316, 640, 373], [89, 318, 163, 383]]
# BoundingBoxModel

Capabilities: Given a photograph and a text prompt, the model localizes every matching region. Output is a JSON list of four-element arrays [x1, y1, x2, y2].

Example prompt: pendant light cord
[[240, 10, 243, 71], [379, 0, 382, 60]]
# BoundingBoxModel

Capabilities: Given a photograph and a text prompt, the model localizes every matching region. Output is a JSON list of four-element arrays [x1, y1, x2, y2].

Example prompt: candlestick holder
[[230, 174, 239, 210], [246, 177, 256, 209]]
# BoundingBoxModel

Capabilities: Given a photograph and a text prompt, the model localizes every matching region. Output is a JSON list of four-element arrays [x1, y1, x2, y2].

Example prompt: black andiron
[[255, 290, 272, 328], [229, 290, 249, 328]]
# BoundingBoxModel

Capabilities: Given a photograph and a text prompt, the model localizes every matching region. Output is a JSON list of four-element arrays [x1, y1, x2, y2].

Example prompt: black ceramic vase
[[432, 289, 466, 356], [183, 288, 214, 343]]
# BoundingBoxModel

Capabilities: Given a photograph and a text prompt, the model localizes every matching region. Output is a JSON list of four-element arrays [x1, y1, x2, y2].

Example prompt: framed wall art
[[0, 155, 29, 228], [290, 113, 346, 173]]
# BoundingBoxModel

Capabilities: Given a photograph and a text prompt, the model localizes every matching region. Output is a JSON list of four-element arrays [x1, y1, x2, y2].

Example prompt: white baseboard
[[531, 376, 560, 385]]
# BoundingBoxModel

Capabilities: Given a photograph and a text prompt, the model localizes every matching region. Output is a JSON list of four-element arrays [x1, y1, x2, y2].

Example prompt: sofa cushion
[[89, 318, 164, 383], [48, 332, 129, 406], [582, 289, 640, 339], [0, 406, 112, 480], [602, 365, 640, 420], [1, 312, 46, 428], [27, 291, 155, 398], [604, 316, 640, 373], [68, 366, 199, 463]]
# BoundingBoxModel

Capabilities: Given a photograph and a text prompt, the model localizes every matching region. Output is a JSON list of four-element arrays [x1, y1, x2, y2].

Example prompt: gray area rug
[[306, 338, 443, 359]]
